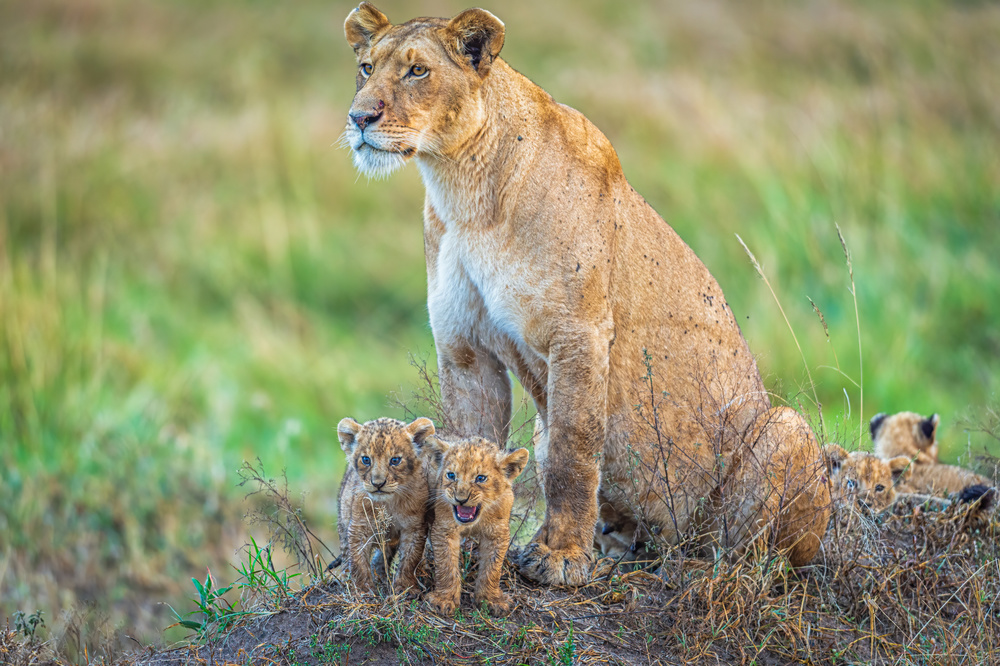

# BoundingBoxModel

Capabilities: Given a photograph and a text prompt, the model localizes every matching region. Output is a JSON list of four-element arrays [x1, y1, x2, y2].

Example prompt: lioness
[[342, 3, 830, 584]]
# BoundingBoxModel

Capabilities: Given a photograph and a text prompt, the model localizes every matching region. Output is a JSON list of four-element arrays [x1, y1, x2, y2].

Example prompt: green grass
[[1, 0, 999, 647]]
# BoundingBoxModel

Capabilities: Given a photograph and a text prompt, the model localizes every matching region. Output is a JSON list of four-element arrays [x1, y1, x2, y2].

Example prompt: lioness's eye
[[446, 471, 456, 481], [360, 456, 371, 466], [875, 484, 885, 493], [361, 63, 373, 77], [845, 479, 856, 489], [390, 457, 402, 466], [475, 474, 487, 483], [409, 64, 427, 78]]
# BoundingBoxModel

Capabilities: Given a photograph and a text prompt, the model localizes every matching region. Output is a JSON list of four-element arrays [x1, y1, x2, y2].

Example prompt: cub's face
[[824, 445, 911, 514], [430, 438, 529, 525], [338, 417, 435, 502], [342, 3, 506, 178]]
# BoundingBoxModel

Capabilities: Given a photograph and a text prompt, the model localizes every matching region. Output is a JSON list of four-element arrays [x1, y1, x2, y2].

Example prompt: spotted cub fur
[[337, 416, 436, 595], [424, 437, 529, 615], [871, 412, 994, 495]]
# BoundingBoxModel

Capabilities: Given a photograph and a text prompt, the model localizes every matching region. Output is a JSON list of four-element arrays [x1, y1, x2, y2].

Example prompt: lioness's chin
[[352, 144, 410, 179]]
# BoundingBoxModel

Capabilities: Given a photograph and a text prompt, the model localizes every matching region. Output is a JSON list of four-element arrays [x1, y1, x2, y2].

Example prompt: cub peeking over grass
[[337, 416, 437, 595], [823, 444, 912, 515], [425, 437, 529, 615]]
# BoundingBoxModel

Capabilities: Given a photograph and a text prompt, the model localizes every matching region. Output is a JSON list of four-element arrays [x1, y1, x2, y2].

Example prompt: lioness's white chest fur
[[420, 163, 551, 363]]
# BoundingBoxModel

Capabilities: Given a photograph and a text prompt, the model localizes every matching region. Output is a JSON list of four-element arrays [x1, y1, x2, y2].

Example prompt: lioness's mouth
[[354, 141, 415, 157], [453, 504, 480, 523]]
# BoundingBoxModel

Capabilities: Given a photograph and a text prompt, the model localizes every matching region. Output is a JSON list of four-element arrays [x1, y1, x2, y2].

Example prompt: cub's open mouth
[[453, 504, 480, 523]]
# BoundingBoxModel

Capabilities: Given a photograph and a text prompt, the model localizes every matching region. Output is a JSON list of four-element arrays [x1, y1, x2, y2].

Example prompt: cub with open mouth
[[425, 437, 529, 615]]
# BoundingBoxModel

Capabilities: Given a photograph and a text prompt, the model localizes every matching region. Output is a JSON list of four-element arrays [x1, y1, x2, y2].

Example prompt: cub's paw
[[425, 591, 460, 615], [516, 542, 593, 586]]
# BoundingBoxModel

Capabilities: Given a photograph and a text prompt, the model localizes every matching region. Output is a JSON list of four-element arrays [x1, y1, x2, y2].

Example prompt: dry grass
[[75, 500, 995, 666]]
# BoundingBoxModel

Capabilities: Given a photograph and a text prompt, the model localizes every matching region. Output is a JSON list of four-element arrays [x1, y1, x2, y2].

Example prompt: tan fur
[[423, 437, 529, 615], [823, 445, 911, 514], [872, 412, 992, 495], [343, 4, 829, 584], [337, 416, 436, 595]]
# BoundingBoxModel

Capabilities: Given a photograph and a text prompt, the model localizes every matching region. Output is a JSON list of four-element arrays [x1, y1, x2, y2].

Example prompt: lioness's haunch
[[342, 3, 830, 584]]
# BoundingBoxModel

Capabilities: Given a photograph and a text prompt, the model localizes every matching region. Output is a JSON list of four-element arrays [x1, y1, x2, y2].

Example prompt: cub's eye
[[475, 475, 487, 483], [390, 457, 402, 466], [361, 63, 373, 77], [446, 471, 456, 481], [845, 479, 856, 490], [360, 456, 371, 466], [875, 484, 885, 493], [409, 64, 428, 78]]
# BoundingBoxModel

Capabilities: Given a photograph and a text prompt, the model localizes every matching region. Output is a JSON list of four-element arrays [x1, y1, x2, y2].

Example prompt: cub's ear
[[337, 418, 363, 453], [920, 413, 939, 440], [887, 456, 913, 485], [500, 448, 530, 481], [869, 412, 887, 440], [344, 2, 391, 56], [446, 8, 505, 77], [421, 435, 451, 469], [406, 417, 436, 449], [822, 444, 848, 475]]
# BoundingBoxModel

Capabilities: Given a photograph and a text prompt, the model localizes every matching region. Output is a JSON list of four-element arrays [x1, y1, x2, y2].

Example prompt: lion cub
[[871, 411, 994, 495], [424, 437, 529, 615], [823, 444, 911, 514], [337, 416, 436, 595]]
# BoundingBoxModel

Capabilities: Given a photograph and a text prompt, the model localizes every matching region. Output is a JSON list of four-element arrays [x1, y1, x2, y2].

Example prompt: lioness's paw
[[516, 542, 592, 586], [477, 592, 511, 615], [425, 591, 460, 615]]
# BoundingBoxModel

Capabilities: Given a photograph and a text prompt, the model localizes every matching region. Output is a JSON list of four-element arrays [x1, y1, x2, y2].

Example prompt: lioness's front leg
[[437, 346, 512, 443], [518, 337, 608, 586]]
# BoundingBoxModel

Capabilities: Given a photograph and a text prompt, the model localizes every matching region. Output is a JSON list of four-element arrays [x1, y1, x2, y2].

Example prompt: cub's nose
[[350, 100, 385, 130]]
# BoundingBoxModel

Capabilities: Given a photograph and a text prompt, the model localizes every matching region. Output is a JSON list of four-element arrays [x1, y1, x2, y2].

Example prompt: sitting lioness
[[342, 3, 830, 584]]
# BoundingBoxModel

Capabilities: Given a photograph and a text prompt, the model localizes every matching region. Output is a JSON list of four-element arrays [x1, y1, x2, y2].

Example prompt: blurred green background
[[2, 0, 998, 648]]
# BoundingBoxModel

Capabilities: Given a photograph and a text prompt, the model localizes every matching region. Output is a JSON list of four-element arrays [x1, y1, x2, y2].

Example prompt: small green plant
[[12, 610, 45, 639], [234, 535, 302, 606], [168, 568, 250, 638]]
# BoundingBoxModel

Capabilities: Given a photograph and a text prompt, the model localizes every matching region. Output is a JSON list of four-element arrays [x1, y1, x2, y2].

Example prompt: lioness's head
[[823, 444, 911, 514], [427, 437, 528, 525], [338, 416, 436, 501], [342, 3, 505, 177], [870, 411, 939, 452]]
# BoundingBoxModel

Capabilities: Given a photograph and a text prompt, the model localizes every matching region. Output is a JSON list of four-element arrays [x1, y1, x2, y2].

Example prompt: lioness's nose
[[350, 100, 385, 130]]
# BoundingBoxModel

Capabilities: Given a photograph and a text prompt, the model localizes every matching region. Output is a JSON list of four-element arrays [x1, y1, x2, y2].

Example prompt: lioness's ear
[[887, 456, 912, 485], [338, 418, 363, 453], [920, 413, 939, 440], [869, 412, 887, 440], [406, 417, 436, 450], [446, 8, 505, 77], [344, 2, 391, 56], [822, 444, 848, 475], [500, 448, 530, 481]]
